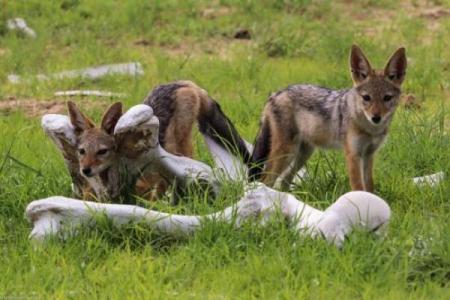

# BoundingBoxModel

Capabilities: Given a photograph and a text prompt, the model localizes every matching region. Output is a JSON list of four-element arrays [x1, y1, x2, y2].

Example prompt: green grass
[[1, 0, 449, 298]]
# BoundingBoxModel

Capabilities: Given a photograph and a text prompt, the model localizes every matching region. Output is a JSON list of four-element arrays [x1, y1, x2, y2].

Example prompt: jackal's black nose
[[82, 167, 92, 176], [371, 116, 381, 124]]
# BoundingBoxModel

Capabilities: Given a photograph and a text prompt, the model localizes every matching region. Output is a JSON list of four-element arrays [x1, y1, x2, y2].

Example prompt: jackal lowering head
[[249, 45, 407, 192], [137, 80, 251, 200]]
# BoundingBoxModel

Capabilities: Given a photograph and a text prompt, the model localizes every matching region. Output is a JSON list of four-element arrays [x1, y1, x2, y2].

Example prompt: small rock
[[6, 18, 36, 38], [8, 62, 144, 84], [402, 94, 421, 110], [413, 171, 444, 187], [234, 29, 251, 40], [134, 39, 151, 46], [7, 74, 21, 84]]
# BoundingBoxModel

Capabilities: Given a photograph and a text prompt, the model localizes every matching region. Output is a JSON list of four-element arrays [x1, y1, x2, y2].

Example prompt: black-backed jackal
[[249, 45, 407, 192], [68, 80, 250, 200], [136, 80, 251, 198]]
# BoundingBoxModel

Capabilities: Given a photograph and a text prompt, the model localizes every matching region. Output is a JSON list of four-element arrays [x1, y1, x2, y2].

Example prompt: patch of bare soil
[[0, 97, 108, 118], [134, 38, 152, 46], [0, 47, 8, 57], [402, 94, 422, 110], [201, 6, 233, 19], [163, 37, 253, 61], [132, 5, 248, 60], [338, 1, 450, 39], [418, 7, 450, 19], [411, 3, 450, 33]]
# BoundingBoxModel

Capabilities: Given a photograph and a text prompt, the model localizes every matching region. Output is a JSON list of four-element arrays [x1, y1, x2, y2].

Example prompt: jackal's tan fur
[[70, 80, 250, 201], [250, 45, 407, 192]]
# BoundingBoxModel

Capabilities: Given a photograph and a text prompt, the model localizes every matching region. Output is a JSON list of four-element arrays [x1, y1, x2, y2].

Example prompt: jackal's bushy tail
[[198, 98, 251, 166], [248, 119, 271, 181]]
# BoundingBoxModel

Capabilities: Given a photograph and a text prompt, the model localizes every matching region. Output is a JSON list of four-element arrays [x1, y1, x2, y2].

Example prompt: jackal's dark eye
[[383, 95, 393, 102], [78, 148, 85, 155], [362, 94, 371, 101], [97, 149, 108, 155]]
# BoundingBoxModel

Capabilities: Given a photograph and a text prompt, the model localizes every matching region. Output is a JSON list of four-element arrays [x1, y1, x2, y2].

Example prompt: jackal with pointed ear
[[67, 101, 123, 199], [249, 45, 407, 192], [68, 101, 122, 178], [68, 80, 251, 200]]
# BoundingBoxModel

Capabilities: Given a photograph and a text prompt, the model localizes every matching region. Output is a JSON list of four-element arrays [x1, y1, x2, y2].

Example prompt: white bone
[[7, 74, 21, 84], [7, 18, 36, 38], [26, 183, 391, 247], [203, 136, 307, 186], [114, 104, 157, 134], [41, 114, 86, 197], [114, 104, 219, 192], [315, 191, 391, 247], [290, 168, 308, 186], [156, 146, 215, 182], [9, 62, 143, 84], [203, 135, 247, 180], [41, 114, 77, 146], [244, 140, 254, 153], [412, 171, 444, 187]]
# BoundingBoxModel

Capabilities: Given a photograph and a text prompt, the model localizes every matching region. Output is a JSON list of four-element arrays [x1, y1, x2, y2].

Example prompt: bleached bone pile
[[26, 104, 392, 247], [41, 104, 220, 201]]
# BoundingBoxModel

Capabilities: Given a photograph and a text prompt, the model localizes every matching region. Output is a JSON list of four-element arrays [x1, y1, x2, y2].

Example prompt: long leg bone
[[203, 135, 250, 180], [26, 183, 390, 247], [203, 135, 307, 187], [114, 105, 220, 196]]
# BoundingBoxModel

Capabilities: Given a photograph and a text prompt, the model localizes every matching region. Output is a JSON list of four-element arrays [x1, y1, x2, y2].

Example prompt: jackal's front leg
[[361, 155, 374, 192], [344, 143, 364, 191]]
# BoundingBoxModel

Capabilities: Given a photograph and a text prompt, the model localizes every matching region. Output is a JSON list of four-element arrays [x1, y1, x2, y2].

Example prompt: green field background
[[0, 1, 449, 298]]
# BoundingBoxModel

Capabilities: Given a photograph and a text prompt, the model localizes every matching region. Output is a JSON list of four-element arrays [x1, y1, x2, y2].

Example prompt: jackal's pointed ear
[[384, 47, 407, 86], [67, 101, 95, 134], [101, 102, 122, 135], [350, 44, 373, 85]]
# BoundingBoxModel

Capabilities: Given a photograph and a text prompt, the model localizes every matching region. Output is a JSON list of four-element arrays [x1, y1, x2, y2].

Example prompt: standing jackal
[[249, 45, 407, 192]]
